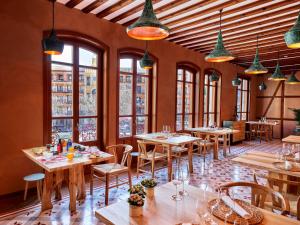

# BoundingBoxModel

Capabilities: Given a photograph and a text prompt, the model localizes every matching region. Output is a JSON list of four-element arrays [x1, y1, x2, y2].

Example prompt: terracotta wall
[[0, 0, 257, 195]]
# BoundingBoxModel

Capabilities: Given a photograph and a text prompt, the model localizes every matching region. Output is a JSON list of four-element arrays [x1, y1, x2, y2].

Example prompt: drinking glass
[[196, 198, 218, 225], [172, 166, 183, 201], [179, 163, 190, 196]]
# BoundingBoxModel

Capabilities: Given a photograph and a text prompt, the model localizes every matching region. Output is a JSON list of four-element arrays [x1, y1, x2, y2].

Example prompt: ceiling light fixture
[[140, 41, 153, 69], [284, 11, 300, 49]]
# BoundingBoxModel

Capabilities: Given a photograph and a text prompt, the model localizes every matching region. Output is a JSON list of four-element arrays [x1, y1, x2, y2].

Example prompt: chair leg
[[24, 181, 28, 201], [90, 168, 94, 195], [128, 169, 132, 188], [203, 145, 206, 163], [36, 181, 41, 201], [116, 175, 119, 188], [105, 173, 110, 206], [137, 157, 140, 178], [151, 160, 155, 178]]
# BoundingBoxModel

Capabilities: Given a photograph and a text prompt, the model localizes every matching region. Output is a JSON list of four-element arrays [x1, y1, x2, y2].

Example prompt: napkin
[[221, 196, 251, 219]]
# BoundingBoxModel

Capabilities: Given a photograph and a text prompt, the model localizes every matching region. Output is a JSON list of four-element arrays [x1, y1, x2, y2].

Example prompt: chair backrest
[[137, 140, 157, 159], [219, 181, 270, 208], [106, 144, 133, 167], [176, 132, 191, 136]]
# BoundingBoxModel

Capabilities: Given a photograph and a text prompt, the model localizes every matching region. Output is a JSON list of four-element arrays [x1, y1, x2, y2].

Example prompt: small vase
[[129, 205, 143, 217], [145, 187, 154, 198]]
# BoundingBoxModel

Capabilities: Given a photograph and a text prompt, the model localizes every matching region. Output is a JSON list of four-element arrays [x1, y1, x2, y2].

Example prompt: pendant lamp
[[42, 0, 64, 55], [205, 9, 234, 63], [268, 51, 287, 81], [286, 71, 300, 84], [258, 82, 267, 91], [245, 35, 268, 74], [209, 70, 219, 82], [127, 0, 169, 40], [140, 41, 153, 69], [232, 59, 241, 86], [284, 11, 300, 49]]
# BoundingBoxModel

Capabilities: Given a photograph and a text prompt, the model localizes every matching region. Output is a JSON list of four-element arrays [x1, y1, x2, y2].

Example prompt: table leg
[[41, 171, 53, 211], [213, 135, 219, 160], [167, 145, 172, 182], [54, 171, 64, 200], [188, 143, 193, 173], [68, 167, 77, 212], [76, 165, 86, 200], [223, 134, 227, 157]]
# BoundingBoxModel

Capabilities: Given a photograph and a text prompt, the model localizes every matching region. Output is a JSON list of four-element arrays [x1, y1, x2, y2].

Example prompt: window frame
[[202, 69, 221, 127], [175, 65, 197, 131], [44, 38, 104, 147], [236, 76, 251, 121]]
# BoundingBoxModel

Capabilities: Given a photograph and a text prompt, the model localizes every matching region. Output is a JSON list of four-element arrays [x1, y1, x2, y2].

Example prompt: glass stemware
[[179, 163, 190, 196], [172, 166, 183, 201]]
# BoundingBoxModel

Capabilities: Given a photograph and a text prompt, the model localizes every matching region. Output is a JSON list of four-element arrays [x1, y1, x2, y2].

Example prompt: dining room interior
[[1, 0, 300, 224]]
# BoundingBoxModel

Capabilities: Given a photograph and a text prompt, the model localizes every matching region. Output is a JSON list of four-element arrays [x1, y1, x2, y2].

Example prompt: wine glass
[[179, 163, 190, 196], [172, 166, 183, 201]]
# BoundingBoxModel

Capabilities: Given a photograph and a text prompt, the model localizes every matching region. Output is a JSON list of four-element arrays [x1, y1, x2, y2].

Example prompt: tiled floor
[[0, 140, 288, 224]]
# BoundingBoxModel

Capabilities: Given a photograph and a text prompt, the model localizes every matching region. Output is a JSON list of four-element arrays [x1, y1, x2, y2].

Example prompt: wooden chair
[[90, 144, 133, 205], [218, 133, 231, 153], [254, 172, 300, 220], [257, 124, 270, 142], [218, 181, 289, 215], [23, 173, 44, 201], [170, 133, 191, 163], [193, 132, 214, 162], [249, 124, 258, 141], [137, 140, 167, 178]]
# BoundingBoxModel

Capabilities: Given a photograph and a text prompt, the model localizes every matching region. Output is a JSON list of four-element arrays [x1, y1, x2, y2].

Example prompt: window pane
[[51, 45, 73, 64], [203, 114, 207, 127], [237, 90, 241, 113], [136, 117, 148, 135], [177, 69, 183, 80], [136, 76, 149, 115], [185, 83, 193, 113], [79, 67, 97, 116], [203, 86, 208, 113], [204, 75, 208, 84], [209, 86, 215, 113], [177, 82, 183, 114], [52, 119, 73, 143], [243, 80, 248, 90], [137, 60, 149, 75], [208, 114, 215, 127], [242, 91, 248, 112], [79, 48, 97, 67], [185, 70, 193, 82], [176, 115, 182, 131], [184, 114, 193, 129], [241, 113, 247, 120], [79, 118, 97, 142], [51, 64, 73, 117], [120, 58, 133, 73], [119, 74, 133, 115], [119, 117, 132, 137]]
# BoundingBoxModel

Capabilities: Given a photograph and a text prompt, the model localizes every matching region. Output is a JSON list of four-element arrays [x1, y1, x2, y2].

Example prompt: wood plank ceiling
[[58, 0, 300, 74]]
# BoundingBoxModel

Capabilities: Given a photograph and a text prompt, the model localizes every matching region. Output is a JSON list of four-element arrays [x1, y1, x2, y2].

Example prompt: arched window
[[44, 36, 104, 146], [176, 64, 199, 131], [236, 77, 250, 121], [118, 52, 154, 140], [203, 69, 221, 127]]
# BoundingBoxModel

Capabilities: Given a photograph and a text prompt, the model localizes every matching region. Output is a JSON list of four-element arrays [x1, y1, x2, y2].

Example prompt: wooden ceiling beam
[[238, 50, 300, 60], [96, 0, 136, 18], [168, 1, 300, 41], [81, 0, 108, 13], [240, 54, 300, 65], [65, 0, 84, 8]]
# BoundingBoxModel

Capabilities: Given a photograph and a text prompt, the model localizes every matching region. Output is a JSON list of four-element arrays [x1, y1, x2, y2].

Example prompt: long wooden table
[[135, 133, 201, 181], [95, 182, 298, 225], [23, 147, 113, 212], [186, 127, 239, 159], [232, 151, 300, 178], [282, 135, 300, 144]]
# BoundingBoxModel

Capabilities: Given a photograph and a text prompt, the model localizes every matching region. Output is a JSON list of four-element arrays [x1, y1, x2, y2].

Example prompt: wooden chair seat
[[24, 173, 45, 182], [171, 146, 188, 153], [140, 151, 167, 160], [93, 163, 128, 175], [23, 173, 45, 201]]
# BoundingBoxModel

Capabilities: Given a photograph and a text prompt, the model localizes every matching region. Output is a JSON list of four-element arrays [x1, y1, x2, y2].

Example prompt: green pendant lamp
[[284, 11, 300, 49], [232, 60, 241, 86], [209, 70, 219, 82], [140, 41, 153, 69], [127, 0, 169, 40], [245, 35, 268, 74], [268, 51, 287, 81], [286, 71, 300, 84], [258, 82, 267, 91], [205, 9, 234, 63], [42, 0, 64, 55]]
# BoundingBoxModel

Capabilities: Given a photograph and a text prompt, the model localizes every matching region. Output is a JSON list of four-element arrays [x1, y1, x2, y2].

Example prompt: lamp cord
[[52, 0, 55, 30], [219, 9, 222, 30]]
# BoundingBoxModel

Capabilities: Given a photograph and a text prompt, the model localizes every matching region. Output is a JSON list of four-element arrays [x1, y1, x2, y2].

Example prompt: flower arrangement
[[128, 184, 146, 197], [127, 193, 144, 207], [141, 178, 157, 188], [289, 108, 300, 125]]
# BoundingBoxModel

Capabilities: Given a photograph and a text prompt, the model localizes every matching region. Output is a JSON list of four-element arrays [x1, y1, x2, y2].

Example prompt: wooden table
[[186, 127, 239, 159], [232, 150, 300, 178], [135, 133, 201, 181], [95, 182, 298, 225], [282, 135, 300, 144], [246, 121, 278, 141], [23, 147, 113, 212]]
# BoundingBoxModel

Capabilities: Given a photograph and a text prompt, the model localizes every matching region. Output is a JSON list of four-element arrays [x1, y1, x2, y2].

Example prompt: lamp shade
[[140, 51, 153, 69], [205, 31, 235, 62], [245, 49, 268, 74], [232, 77, 241, 86], [42, 29, 64, 55], [286, 72, 300, 84], [258, 82, 267, 91], [127, 0, 169, 40], [268, 62, 287, 81], [209, 70, 219, 82], [284, 11, 300, 49]]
